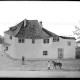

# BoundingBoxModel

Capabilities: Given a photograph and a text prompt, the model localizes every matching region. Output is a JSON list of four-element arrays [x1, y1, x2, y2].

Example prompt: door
[[58, 48, 64, 59]]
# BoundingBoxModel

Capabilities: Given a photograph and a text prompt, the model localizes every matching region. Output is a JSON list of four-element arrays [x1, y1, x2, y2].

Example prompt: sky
[[0, 1, 80, 38]]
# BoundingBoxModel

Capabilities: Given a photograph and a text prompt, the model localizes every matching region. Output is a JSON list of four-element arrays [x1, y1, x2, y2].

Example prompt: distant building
[[4, 19, 76, 60]]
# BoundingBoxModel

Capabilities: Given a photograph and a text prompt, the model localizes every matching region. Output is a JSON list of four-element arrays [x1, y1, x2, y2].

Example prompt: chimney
[[24, 19, 27, 27], [39, 21, 43, 28]]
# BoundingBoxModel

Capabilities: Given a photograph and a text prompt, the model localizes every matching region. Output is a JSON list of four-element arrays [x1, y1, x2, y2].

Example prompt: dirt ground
[[0, 53, 80, 71]]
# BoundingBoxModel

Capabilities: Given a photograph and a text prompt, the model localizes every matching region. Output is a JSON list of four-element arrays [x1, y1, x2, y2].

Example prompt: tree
[[76, 46, 80, 59], [73, 26, 80, 39], [73, 26, 80, 59]]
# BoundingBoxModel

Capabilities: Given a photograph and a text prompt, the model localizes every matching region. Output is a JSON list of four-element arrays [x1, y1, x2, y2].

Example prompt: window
[[43, 51, 48, 55], [67, 41, 71, 46], [18, 38, 22, 43], [10, 36, 12, 40], [22, 39, 25, 43], [53, 37, 59, 42], [18, 38, 25, 43], [32, 39, 35, 44], [43, 39, 49, 43], [53, 38, 56, 42]]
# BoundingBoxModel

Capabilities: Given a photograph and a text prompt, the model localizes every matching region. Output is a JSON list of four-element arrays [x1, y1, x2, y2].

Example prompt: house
[[4, 19, 76, 60]]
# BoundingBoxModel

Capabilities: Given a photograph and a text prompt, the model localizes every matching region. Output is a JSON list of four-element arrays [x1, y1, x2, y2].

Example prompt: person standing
[[47, 60, 51, 70]]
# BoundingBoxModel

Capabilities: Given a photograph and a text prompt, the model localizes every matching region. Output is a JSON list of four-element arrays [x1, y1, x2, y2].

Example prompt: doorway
[[58, 48, 64, 59]]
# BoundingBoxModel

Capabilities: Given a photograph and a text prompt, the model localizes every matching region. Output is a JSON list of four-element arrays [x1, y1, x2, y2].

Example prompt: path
[[0, 71, 80, 78]]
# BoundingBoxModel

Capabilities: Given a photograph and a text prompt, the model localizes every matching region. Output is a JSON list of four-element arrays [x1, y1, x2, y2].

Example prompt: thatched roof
[[4, 19, 58, 39]]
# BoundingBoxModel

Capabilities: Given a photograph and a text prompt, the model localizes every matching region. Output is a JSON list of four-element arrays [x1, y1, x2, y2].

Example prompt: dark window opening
[[22, 39, 25, 43], [32, 39, 35, 44], [18, 39, 22, 43], [43, 51, 48, 55], [18, 38, 25, 43], [53, 37, 59, 42], [43, 39, 49, 43]]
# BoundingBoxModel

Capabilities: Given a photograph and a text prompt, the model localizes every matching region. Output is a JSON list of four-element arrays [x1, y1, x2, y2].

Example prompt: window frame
[[32, 39, 35, 44], [43, 51, 48, 56], [53, 37, 59, 42], [18, 38, 25, 43], [43, 39, 49, 44], [18, 38, 22, 43], [22, 39, 25, 43]]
